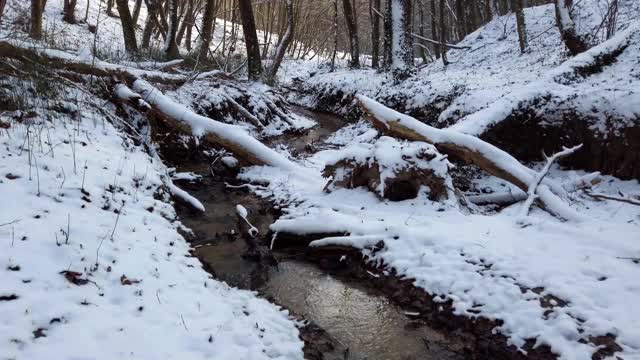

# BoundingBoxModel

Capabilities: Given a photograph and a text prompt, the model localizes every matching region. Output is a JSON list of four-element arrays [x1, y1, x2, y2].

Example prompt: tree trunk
[[390, 0, 413, 80], [30, 0, 43, 40], [484, 0, 492, 22], [63, 0, 78, 24], [418, 3, 428, 63], [0, 0, 8, 24], [238, 0, 263, 80], [164, 0, 180, 59], [330, 0, 338, 71], [430, 0, 440, 59], [383, 0, 393, 67], [511, 0, 527, 52], [142, 0, 158, 49], [267, 0, 294, 80], [132, 0, 143, 24], [554, 0, 588, 55], [342, 0, 360, 68], [370, 0, 381, 68], [106, 0, 117, 17], [439, 0, 448, 65], [198, 0, 217, 61], [116, 0, 138, 53]]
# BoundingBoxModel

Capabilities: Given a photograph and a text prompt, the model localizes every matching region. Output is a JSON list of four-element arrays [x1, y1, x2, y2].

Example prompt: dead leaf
[[60, 270, 89, 286], [120, 274, 141, 285]]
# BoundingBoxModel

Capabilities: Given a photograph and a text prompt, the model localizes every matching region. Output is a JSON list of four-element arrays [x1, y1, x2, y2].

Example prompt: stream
[[173, 107, 465, 360]]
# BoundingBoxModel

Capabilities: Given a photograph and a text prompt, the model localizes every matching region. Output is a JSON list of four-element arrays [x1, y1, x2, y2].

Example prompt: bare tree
[[370, 0, 381, 68], [164, 0, 181, 59], [238, 0, 263, 79], [198, 0, 218, 61], [267, 0, 294, 80], [342, 0, 360, 68], [116, 0, 139, 54], [439, 0, 448, 65], [132, 0, 143, 24], [554, 0, 589, 55], [390, 0, 413, 79], [106, 0, 117, 17], [430, 0, 440, 59], [63, 0, 78, 24], [0, 0, 7, 24], [142, 0, 159, 49], [30, 0, 43, 40], [330, 0, 338, 71], [511, 0, 527, 52]]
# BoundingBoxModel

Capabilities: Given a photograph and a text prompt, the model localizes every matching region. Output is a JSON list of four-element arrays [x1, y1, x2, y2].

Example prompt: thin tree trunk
[[484, 0, 492, 22], [106, 0, 117, 17], [370, 0, 381, 68], [0, 0, 6, 24], [439, 0, 448, 65], [554, 0, 588, 55], [383, 0, 393, 67], [238, 0, 263, 80], [63, 0, 78, 24], [267, 0, 294, 80], [430, 0, 440, 59], [343, 0, 360, 68], [116, 0, 139, 53], [30, 0, 43, 40], [164, 0, 180, 59], [418, 3, 428, 63], [198, 0, 217, 61], [142, 0, 158, 49], [511, 0, 527, 52], [330, 0, 338, 71], [132, 0, 143, 24]]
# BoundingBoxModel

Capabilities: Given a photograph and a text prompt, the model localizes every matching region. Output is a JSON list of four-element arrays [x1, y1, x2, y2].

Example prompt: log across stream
[[171, 108, 466, 360]]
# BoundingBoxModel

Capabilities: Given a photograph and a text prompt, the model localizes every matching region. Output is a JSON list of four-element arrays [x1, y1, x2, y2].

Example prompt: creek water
[[175, 108, 464, 360]]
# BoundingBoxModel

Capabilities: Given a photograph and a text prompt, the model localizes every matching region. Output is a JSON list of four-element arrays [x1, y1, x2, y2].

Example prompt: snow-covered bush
[[323, 136, 454, 201]]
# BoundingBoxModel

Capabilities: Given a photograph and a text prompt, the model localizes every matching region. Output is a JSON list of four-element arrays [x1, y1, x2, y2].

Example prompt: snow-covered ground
[[239, 109, 640, 359], [284, 0, 640, 134], [0, 80, 304, 359]]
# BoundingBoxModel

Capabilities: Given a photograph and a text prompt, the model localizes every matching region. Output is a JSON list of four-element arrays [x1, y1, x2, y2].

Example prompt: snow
[[238, 114, 640, 359], [132, 79, 311, 175], [0, 85, 303, 359]]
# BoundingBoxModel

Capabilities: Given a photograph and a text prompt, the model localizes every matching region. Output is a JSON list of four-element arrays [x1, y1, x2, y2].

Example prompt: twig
[[583, 190, 640, 206]]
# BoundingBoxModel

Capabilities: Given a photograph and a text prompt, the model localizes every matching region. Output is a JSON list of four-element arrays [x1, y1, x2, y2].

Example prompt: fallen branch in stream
[[356, 95, 583, 221]]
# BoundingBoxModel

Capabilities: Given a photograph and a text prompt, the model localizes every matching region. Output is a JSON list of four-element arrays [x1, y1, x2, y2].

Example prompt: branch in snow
[[236, 204, 258, 237], [166, 177, 205, 212], [518, 144, 582, 221]]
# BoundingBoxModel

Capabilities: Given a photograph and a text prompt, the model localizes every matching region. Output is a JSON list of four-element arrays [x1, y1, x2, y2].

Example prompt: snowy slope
[[239, 122, 640, 359], [285, 0, 640, 130], [0, 81, 304, 359]]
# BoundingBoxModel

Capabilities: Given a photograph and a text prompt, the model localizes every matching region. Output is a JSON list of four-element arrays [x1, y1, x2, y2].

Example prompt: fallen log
[[0, 40, 185, 85], [121, 80, 306, 174], [356, 95, 583, 221]]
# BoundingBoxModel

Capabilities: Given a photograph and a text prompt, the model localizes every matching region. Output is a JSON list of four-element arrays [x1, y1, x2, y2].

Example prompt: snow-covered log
[[131, 80, 306, 173], [356, 95, 583, 221]]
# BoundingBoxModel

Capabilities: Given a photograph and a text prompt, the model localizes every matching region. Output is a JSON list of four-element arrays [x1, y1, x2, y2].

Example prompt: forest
[[0, 0, 639, 359]]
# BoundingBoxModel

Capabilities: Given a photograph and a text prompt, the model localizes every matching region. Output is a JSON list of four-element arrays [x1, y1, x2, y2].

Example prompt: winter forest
[[0, 0, 638, 359]]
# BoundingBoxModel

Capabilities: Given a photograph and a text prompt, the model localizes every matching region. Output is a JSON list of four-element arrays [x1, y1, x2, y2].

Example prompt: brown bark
[[198, 0, 217, 61], [63, 0, 78, 24], [430, 0, 440, 59], [0, 0, 7, 25], [267, 0, 294, 80], [370, 0, 381, 68], [238, 0, 263, 80], [342, 0, 360, 68], [132, 0, 143, 24], [30, 0, 43, 40], [511, 0, 527, 53], [439, 0, 448, 65], [554, 0, 589, 55], [165, 0, 180, 59], [115, 0, 139, 53]]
